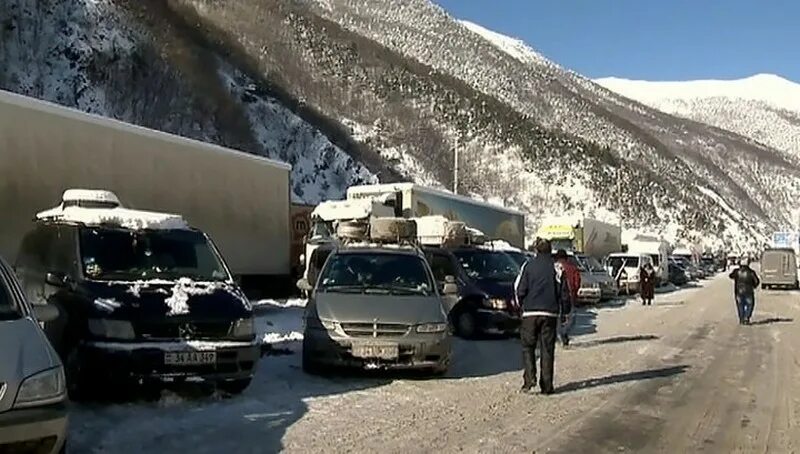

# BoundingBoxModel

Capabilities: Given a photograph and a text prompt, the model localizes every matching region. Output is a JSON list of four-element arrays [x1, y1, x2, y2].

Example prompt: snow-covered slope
[[595, 75, 800, 158], [0, 0, 376, 204], [596, 74, 800, 114]]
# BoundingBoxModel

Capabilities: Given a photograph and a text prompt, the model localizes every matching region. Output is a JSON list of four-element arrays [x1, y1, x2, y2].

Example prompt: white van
[[606, 253, 653, 294]]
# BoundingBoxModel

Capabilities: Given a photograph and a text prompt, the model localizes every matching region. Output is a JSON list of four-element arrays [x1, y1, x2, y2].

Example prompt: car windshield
[[318, 252, 434, 295], [79, 227, 230, 281], [580, 255, 607, 272], [607, 256, 639, 270], [503, 250, 528, 267], [0, 277, 20, 321], [453, 249, 520, 281]]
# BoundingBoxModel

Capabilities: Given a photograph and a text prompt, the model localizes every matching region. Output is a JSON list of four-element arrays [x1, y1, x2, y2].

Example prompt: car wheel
[[454, 309, 477, 339], [217, 377, 252, 395], [65, 348, 93, 401], [302, 348, 324, 375]]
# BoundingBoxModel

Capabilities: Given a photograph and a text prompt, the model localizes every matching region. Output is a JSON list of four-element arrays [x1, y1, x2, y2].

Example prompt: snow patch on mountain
[[459, 20, 551, 68], [595, 74, 800, 114]]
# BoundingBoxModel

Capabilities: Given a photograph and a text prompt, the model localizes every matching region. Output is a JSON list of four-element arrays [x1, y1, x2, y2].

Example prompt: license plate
[[164, 351, 217, 366], [352, 343, 399, 360]]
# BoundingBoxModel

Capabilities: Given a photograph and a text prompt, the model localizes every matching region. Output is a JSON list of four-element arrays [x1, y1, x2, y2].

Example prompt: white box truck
[[346, 183, 526, 248], [0, 89, 292, 284], [536, 216, 622, 260]]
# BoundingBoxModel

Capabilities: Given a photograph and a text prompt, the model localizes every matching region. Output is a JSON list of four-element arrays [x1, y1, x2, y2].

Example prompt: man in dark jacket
[[729, 257, 760, 325], [515, 239, 571, 394]]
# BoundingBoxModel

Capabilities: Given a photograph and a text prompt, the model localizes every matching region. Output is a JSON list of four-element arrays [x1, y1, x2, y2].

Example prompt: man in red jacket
[[554, 249, 581, 346]]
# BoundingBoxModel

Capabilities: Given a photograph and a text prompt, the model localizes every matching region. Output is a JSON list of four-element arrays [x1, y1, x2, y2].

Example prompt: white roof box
[[36, 188, 188, 231], [414, 216, 467, 247], [61, 189, 121, 208]]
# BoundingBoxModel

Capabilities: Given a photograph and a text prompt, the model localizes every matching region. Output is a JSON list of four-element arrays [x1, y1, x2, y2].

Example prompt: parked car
[[16, 191, 259, 398], [299, 243, 452, 374], [554, 252, 601, 305], [672, 256, 703, 280], [668, 262, 689, 286], [760, 248, 798, 290], [0, 255, 68, 454], [424, 246, 521, 338], [576, 254, 619, 301]]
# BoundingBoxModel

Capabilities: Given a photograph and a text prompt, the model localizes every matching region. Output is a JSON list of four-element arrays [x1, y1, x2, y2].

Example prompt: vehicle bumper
[[81, 340, 259, 382], [577, 288, 602, 304], [475, 309, 521, 333], [0, 402, 67, 454], [303, 330, 452, 370]]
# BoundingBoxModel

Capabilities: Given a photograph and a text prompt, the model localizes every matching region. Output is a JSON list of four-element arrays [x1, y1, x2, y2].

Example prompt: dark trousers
[[735, 293, 755, 324], [520, 315, 558, 392]]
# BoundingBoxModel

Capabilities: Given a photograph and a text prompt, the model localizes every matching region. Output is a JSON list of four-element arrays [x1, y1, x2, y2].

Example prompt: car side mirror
[[296, 278, 312, 292], [33, 304, 60, 323], [45, 272, 68, 287]]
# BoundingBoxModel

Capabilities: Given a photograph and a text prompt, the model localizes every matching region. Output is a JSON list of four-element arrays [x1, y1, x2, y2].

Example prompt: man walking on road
[[729, 257, 760, 325], [515, 239, 571, 394], [554, 249, 580, 347]]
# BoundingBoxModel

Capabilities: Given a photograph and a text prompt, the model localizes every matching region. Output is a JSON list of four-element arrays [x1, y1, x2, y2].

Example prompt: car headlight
[[483, 298, 507, 310], [14, 367, 66, 408], [416, 323, 448, 333], [87, 318, 135, 340], [630, 275, 639, 281], [231, 318, 255, 339]]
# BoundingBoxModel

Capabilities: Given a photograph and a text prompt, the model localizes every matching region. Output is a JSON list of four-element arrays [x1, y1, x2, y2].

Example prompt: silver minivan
[[0, 257, 67, 453]]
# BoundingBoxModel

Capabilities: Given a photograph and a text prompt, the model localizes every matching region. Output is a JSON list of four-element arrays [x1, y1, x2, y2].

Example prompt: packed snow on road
[[67, 272, 800, 454]]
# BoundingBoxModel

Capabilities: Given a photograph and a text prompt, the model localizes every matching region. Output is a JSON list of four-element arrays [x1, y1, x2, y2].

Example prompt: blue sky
[[433, 0, 800, 82]]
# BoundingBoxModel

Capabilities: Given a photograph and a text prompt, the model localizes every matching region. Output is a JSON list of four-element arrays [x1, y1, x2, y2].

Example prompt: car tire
[[454, 309, 477, 339], [302, 349, 324, 375], [65, 348, 94, 401], [217, 377, 252, 395]]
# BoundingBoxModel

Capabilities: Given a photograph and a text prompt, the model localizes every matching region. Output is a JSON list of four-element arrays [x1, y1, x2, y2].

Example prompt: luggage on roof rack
[[369, 217, 417, 243], [336, 220, 369, 241], [415, 216, 467, 247]]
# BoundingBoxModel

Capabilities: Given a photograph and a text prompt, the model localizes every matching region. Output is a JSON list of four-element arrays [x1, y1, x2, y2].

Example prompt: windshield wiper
[[321, 285, 366, 294], [365, 285, 429, 296]]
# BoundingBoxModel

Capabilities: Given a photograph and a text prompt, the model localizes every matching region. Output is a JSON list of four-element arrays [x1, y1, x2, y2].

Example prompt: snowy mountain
[[3, 0, 799, 251], [596, 74, 800, 159]]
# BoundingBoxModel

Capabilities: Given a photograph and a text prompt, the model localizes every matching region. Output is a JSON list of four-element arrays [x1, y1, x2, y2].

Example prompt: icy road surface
[[68, 272, 800, 453]]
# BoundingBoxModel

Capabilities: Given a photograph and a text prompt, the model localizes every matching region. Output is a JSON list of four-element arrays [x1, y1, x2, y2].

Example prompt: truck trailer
[[536, 217, 622, 260], [346, 183, 526, 248], [0, 89, 292, 283]]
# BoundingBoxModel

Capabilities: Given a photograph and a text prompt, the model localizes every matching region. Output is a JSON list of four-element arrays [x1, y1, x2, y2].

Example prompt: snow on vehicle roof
[[36, 205, 190, 230], [62, 189, 121, 206], [481, 240, 522, 252]]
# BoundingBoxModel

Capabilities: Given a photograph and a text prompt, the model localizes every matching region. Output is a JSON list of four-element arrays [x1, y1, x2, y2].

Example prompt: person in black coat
[[729, 257, 760, 325], [514, 238, 571, 394]]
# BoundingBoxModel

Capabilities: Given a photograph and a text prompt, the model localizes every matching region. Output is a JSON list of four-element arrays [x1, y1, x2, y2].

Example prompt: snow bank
[[254, 301, 305, 345], [36, 206, 189, 230], [253, 299, 307, 308]]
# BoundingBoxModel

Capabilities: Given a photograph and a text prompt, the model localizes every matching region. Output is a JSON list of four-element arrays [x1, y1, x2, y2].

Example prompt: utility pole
[[617, 166, 623, 229], [453, 135, 459, 194]]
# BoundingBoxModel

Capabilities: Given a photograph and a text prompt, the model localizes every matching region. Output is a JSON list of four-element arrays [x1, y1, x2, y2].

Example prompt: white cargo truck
[[0, 89, 292, 285], [347, 183, 526, 248], [536, 216, 622, 260]]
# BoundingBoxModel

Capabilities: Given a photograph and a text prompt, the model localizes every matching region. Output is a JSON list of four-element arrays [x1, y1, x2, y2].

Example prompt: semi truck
[[346, 183, 526, 248], [535, 217, 621, 260], [0, 89, 292, 288]]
